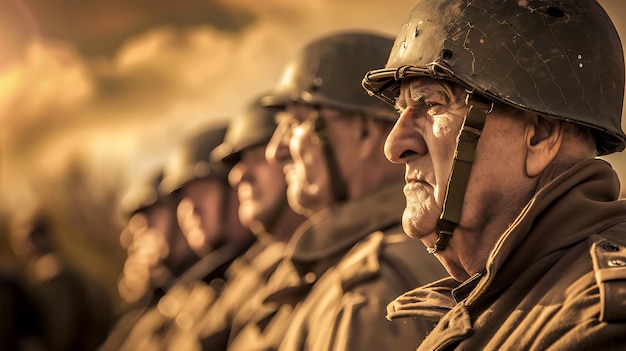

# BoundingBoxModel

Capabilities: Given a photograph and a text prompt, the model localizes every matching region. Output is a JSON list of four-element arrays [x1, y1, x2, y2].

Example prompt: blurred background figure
[[99, 166, 199, 350], [197, 94, 307, 349], [0, 251, 46, 351], [101, 120, 256, 351], [9, 206, 114, 351], [116, 167, 199, 305], [161, 120, 256, 287]]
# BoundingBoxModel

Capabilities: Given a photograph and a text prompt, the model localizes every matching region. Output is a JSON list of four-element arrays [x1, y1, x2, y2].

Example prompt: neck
[[270, 208, 306, 243]]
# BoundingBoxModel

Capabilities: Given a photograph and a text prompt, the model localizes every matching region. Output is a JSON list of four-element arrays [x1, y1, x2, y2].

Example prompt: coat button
[[304, 272, 316, 283]]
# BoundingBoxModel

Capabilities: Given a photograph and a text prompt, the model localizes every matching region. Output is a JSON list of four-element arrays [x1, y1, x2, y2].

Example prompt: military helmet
[[263, 31, 398, 122], [363, 0, 625, 155], [118, 168, 165, 219], [211, 95, 279, 166], [160, 122, 230, 195]]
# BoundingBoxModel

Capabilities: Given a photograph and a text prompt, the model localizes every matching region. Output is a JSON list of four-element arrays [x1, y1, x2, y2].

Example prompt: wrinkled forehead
[[399, 77, 466, 100]]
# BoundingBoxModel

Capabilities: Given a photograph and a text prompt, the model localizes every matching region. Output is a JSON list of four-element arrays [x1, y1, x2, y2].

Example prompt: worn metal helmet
[[263, 31, 398, 122], [160, 122, 230, 195], [211, 95, 279, 166], [363, 0, 625, 155]]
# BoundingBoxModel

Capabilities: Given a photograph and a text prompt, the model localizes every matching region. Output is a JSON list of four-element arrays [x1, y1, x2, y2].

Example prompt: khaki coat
[[228, 181, 448, 351], [387, 159, 626, 350]]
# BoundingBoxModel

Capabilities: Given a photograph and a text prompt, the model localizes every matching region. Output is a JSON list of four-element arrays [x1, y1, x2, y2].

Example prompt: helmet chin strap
[[311, 108, 349, 203], [429, 91, 493, 254]]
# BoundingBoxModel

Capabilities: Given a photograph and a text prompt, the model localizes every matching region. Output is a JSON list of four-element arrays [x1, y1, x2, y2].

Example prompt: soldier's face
[[176, 178, 227, 254], [228, 145, 287, 232], [266, 104, 335, 217], [384, 78, 466, 241], [127, 203, 169, 270], [385, 77, 529, 278]]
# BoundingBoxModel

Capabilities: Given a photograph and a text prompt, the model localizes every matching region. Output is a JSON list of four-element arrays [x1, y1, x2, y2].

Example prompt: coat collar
[[470, 158, 624, 306], [387, 159, 626, 320], [287, 181, 405, 263]]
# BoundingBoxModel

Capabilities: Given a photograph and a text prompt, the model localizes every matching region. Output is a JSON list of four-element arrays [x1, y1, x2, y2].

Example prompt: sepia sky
[[2, 0, 626, 213]]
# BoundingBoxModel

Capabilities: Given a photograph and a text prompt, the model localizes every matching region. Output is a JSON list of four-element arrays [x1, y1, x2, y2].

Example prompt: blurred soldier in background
[[99, 167, 199, 350], [9, 207, 114, 351], [226, 32, 448, 351], [196, 94, 307, 349], [104, 121, 256, 351], [0, 252, 46, 351], [161, 121, 256, 289]]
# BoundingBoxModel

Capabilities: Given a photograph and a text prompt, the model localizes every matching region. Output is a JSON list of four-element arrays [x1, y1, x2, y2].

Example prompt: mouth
[[405, 176, 426, 184]]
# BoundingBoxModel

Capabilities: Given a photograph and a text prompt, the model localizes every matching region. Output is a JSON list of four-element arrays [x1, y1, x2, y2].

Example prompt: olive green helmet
[[263, 31, 398, 122], [211, 95, 279, 166], [160, 122, 230, 195], [363, 0, 625, 155], [261, 32, 400, 202]]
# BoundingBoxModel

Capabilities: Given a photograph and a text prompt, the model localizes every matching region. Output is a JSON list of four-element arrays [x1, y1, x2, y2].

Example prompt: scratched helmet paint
[[363, 0, 625, 155]]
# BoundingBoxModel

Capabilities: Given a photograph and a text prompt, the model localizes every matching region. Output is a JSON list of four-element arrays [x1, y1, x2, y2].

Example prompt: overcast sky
[[2, 0, 626, 213]]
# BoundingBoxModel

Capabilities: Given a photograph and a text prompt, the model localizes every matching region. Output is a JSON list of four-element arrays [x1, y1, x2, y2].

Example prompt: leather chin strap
[[429, 92, 493, 254], [312, 108, 349, 203]]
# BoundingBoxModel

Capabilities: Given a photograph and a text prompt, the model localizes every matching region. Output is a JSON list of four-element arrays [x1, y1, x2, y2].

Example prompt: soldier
[[161, 124, 255, 264], [197, 95, 307, 349], [9, 208, 114, 351], [362, 0, 626, 349], [99, 167, 199, 350], [106, 122, 256, 351], [227, 32, 448, 351]]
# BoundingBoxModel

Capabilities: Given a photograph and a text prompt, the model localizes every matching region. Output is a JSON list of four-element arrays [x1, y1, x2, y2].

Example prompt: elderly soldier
[[116, 168, 198, 304], [99, 167, 198, 351], [196, 95, 307, 349], [9, 208, 114, 351], [161, 124, 255, 262], [362, 0, 626, 349], [227, 32, 447, 351], [105, 122, 255, 351]]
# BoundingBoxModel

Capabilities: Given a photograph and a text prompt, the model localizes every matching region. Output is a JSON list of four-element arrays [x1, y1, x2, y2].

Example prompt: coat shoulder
[[336, 228, 447, 291], [589, 221, 626, 323]]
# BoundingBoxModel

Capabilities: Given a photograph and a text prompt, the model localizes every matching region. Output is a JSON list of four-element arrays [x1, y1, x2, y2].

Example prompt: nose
[[265, 121, 291, 167], [384, 109, 425, 164], [228, 162, 245, 189]]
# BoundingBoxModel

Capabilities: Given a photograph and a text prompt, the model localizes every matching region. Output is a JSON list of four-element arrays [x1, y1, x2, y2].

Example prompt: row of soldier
[[100, 31, 448, 351], [7, 0, 626, 350]]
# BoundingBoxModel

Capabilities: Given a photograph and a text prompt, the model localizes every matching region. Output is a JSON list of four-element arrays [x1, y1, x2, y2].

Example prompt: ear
[[525, 115, 563, 177]]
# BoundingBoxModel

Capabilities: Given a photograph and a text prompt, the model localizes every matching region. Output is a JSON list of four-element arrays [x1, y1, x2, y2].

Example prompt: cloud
[[2, 0, 626, 213]]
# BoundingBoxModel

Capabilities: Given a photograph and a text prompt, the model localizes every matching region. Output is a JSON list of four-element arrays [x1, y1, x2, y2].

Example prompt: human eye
[[411, 91, 448, 115]]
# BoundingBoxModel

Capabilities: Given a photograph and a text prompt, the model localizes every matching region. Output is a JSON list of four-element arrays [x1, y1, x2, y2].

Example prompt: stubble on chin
[[401, 193, 441, 240]]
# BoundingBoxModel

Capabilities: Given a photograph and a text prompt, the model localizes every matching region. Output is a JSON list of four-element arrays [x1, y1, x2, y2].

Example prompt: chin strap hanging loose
[[428, 91, 493, 254]]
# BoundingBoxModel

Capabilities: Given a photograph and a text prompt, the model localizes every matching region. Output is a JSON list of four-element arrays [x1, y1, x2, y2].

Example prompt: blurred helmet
[[160, 122, 230, 195], [363, 0, 625, 155], [118, 168, 165, 220], [263, 31, 398, 122], [211, 95, 279, 166]]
